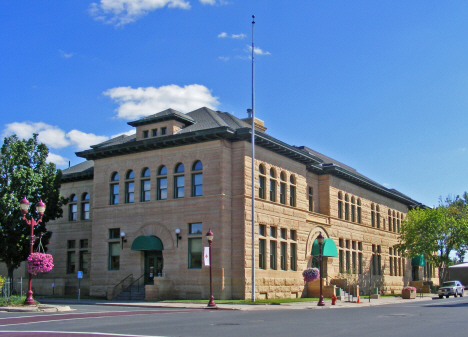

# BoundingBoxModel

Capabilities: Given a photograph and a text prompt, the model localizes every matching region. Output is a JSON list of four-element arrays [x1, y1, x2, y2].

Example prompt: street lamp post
[[20, 197, 46, 306], [206, 229, 217, 308], [317, 232, 325, 306]]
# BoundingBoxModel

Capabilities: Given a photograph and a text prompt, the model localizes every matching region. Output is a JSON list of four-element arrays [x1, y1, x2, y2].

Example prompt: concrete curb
[[0, 305, 72, 313]]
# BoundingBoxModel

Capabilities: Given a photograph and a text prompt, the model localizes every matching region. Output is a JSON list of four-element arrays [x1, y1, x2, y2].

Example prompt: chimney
[[242, 108, 267, 133]]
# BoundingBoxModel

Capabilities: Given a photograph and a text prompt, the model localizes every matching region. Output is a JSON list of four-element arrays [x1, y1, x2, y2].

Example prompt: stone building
[[27, 107, 438, 299]]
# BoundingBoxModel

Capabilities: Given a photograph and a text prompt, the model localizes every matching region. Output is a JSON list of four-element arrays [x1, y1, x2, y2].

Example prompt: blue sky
[[1, 1, 468, 207]]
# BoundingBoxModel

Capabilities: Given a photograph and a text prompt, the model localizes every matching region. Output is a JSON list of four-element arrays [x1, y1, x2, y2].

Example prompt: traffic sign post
[[77, 271, 83, 301]]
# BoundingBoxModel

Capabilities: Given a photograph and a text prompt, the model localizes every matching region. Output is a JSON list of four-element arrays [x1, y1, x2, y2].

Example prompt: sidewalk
[[11, 294, 439, 312]]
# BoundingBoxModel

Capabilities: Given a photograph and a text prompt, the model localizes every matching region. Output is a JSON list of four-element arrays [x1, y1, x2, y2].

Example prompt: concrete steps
[[114, 285, 145, 301]]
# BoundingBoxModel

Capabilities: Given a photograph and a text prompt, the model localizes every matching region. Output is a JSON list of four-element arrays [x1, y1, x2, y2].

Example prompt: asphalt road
[[1, 297, 467, 337]]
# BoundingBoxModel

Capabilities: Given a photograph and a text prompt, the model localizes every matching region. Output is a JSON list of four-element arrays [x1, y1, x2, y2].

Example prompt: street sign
[[77, 271, 83, 279]]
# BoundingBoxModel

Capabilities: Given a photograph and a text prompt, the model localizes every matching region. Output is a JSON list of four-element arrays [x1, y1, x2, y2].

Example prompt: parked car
[[438, 281, 464, 298]]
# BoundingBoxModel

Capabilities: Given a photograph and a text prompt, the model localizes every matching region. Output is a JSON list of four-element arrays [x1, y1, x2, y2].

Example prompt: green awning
[[311, 238, 338, 257], [411, 254, 426, 266], [131, 236, 164, 251]]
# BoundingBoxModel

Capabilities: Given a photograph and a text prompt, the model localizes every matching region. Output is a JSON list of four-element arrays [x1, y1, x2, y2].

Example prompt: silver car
[[438, 281, 464, 298]]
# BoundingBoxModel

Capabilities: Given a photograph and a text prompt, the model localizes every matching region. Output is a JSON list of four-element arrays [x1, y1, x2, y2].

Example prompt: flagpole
[[251, 14, 256, 302]]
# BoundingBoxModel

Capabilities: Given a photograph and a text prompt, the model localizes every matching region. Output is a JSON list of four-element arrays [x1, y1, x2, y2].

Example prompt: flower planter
[[27, 253, 54, 275], [402, 289, 416, 299]]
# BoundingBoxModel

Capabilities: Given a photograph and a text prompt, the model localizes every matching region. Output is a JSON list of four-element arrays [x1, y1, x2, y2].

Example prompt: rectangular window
[[357, 207, 361, 223], [280, 242, 286, 270], [270, 227, 276, 238], [161, 127, 167, 135], [339, 250, 344, 273], [69, 204, 77, 221], [377, 213, 380, 229], [259, 239, 266, 269], [189, 223, 203, 234], [352, 241, 356, 250], [398, 258, 402, 276], [67, 240, 76, 249], [338, 201, 343, 219], [270, 241, 277, 270], [371, 212, 375, 227], [79, 251, 88, 274], [174, 175, 184, 198], [290, 230, 296, 241], [259, 176, 265, 199], [80, 239, 88, 249], [394, 257, 398, 277], [280, 183, 286, 204], [259, 224, 266, 237], [67, 251, 76, 274], [192, 173, 203, 197], [390, 254, 393, 276], [143, 130, 149, 138], [393, 218, 396, 232], [81, 202, 90, 220], [109, 228, 120, 239], [141, 180, 151, 202], [290, 243, 296, 271], [270, 180, 276, 202], [125, 182, 134, 203], [358, 252, 363, 274], [351, 205, 355, 222], [108, 242, 120, 270], [346, 239, 350, 249], [352, 251, 356, 274], [309, 196, 313, 212], [280, 228, 286, 240], [110, 184, 119, 205], [289, 185, 296, 207], [152, 129, 158, 137], [346, 250, 350, 272], [188, 238, 202, 269], [345, 203, 349, 220], [157, 177, 167, 200]]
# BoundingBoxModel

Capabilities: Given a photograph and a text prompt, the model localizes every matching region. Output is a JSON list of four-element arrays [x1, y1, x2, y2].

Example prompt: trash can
[[336, 288, 341, 296], [373, 287, 379, 295]]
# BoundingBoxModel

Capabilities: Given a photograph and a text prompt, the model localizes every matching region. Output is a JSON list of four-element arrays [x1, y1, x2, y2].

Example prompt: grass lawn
[[0, 296, 39, 307]]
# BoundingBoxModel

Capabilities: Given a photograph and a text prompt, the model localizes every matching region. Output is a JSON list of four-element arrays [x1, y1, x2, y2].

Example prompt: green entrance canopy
[[311, 238, 338, 257], [411, 254, 426, 267], [131, 236, 164, 251]]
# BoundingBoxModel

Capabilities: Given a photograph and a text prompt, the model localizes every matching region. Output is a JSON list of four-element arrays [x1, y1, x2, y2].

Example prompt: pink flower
[[27, 253, 54, 275], [303, 268, 320, 282]]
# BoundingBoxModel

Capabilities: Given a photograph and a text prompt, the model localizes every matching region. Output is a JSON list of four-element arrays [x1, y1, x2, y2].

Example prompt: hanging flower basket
[[27, 253, 54, 275], [303, 268, 320, 283]]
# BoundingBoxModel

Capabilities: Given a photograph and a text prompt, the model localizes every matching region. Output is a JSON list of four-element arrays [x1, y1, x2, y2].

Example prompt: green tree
[[396, 195, 468, 283], [0, 134, 65, 281]]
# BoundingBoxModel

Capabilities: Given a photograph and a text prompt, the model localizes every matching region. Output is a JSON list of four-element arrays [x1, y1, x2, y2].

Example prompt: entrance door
[[145, 251, 163, 285], [412, 266, 419, 281]]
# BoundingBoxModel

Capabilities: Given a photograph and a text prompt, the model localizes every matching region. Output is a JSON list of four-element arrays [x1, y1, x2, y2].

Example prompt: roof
[[70, 107, 422, 207], [61, 160, 94, 182]]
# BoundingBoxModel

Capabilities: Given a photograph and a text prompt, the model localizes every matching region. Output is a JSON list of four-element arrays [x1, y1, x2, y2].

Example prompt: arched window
[[258, 164, 266, 199], [81, 193, 90, 220], [110, 172, 119, 205], [338, 192, 343, 219], [125, 170, 135, 203], [157, 165, 167, 200], [69, 194, 77, 221], [289, 175, 296, 207], [174, 163, 185, 198], [344, 194, 349, 220], [357, 199, 362, 223], [269, 168, 276, 202], [141, 168, 150, 202], [280, 172, 286, 204], [351, 197, 356, 222], [371, 204, 375, 227], [192, 160, 203, 197]]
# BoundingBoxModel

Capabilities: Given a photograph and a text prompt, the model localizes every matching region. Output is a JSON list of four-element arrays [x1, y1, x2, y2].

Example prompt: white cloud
[[111, 129, 136, 138], [246, 45, 271, 55], [2, 122, 70, 149], [231, 33, 246, 39], [47, 153, 68, 166], [199, 0, 216, 4], [218, 32, 245, 39], [66, 130, 109, 151], [59, 50, 74, 58], [218, 56, 229, 61], [89, 0, 190, 26], [104, 84, 220, 119]]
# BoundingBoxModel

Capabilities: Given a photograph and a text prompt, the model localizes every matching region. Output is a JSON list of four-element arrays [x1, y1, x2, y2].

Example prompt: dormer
[[127, 108, 195, 141]]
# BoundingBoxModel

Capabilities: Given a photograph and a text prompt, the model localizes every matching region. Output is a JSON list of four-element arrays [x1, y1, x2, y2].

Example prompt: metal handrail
[[127, 272, 147, 294], [113, 273, 133, 299]]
